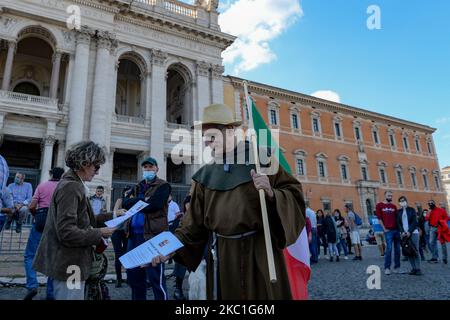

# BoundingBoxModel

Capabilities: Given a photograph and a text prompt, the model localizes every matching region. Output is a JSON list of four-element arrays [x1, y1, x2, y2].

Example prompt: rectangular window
[[427, 142, 433, 154], [296, 159, 304, 176], [270, 110, 277, 125], [380, 169, 387, 184], [423, 174, 429, 189], [292, 114, 299, 129], [373, 130, 379, 144], [341, 164, 348, 181], [361, 167, 368, 181], [355, 127, 361, 141], [318, 161, 326, 178], [313, 118, 320, 133], [411, 173, 417, 188], [389, 134, 396, 147], [403, 137, 409, 151], [397, 171, 403, 186], [322, 201, 331, 212], [335, 123, 341, 138], [434, 176, 440, 191], [415, 139, 421, 152]]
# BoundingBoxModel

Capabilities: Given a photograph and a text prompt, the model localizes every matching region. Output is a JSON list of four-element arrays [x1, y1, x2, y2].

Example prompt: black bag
[[401, 236, 417, 258], [34, 208, 49, 233]]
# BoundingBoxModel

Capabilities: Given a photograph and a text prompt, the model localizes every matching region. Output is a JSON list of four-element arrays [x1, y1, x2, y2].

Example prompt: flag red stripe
[[283, 249, 311, 300]]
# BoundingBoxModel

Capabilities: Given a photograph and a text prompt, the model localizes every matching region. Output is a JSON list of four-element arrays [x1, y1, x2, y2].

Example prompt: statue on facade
[[195, 0, 219, 11]]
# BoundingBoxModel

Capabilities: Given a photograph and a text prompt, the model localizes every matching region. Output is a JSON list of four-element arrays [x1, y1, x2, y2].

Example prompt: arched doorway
[[115, 59, 143, 117], [166, 64, 193, 125]]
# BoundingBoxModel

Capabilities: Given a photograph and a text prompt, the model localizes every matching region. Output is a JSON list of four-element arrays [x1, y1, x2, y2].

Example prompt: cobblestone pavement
[[0, 263, 189, 301], [309, 244, 450, 300], [1, 244, 450, 300]]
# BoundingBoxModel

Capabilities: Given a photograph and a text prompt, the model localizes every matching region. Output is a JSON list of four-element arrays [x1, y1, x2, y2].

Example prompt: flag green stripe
[[250, 99, 293, 175]]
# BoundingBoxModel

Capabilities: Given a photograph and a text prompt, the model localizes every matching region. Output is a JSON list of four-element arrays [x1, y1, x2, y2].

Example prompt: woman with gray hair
[[33, 141, 116, 300]]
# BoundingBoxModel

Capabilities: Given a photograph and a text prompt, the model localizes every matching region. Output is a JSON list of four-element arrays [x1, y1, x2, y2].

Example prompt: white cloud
[[219, 0, 303, 74], [311, 90, 341, 103], [436, 117, 450, 124]]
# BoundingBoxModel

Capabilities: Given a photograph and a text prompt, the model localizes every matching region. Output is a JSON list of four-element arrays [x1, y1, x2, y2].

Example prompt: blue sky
[[208, 0, 450, 168]]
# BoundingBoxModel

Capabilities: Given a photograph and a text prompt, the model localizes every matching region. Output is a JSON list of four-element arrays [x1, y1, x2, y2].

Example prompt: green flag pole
[[243, 81, 277, 284]]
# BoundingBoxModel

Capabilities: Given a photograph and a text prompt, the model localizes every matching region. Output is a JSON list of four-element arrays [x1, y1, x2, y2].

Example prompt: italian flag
[[244, 85, 311, 300]]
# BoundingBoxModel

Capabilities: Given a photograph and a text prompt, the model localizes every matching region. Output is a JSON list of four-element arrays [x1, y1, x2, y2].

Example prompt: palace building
[[223, 76, 447, 223], [0, 0, 446, 223]]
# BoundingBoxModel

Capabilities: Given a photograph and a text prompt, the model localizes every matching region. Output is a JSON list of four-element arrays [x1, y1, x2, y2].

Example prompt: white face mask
[[400, 201, 407, 208]]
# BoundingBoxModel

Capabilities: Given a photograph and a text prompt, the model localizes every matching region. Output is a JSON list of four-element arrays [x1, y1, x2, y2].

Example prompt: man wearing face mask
[[426, 200, 448, 264], [376, 190, 401, 275], [396, 196, 422, 275], [122, 157, 171, 300]]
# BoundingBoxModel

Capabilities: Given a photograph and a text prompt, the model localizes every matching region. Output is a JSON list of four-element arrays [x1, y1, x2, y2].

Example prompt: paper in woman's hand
[[104, 200, 149, 228]]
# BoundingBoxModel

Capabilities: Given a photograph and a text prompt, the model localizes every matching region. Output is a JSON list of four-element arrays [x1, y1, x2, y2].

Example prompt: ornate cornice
[[225, 76, 436, 134]]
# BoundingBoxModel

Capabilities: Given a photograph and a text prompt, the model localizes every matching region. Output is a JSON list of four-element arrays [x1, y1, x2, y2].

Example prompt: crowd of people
[[0, 103, 307, 300], [305, 190, 450, 276]]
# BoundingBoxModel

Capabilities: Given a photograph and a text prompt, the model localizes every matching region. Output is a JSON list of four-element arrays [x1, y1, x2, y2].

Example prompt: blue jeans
[[0, 215, 5, 231], [430, 226, 447, 260], [337, 238, 349, 256], [384, 230, 401, 270], [126, 232, 168, 300], [309, 228, 318, 262], [24, 224, 54, 298], [111, 229, 128, 282]]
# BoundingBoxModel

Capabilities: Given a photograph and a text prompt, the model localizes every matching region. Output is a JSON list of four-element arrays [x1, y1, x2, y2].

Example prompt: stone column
[[63, 53, 74, 104], [66, 27, 93, 150], [139, 74, 146, 117], [211, 64, 224, 104], [0, 112, 6, 147], [40, 135, 56, 183], [56, 140, 66, 168], [89, 31, 114, 150], [144, 68, 152, 123], [195, 61, 210, 122], [150, 49, 168, 179], [49, 51, 62, 99], [1, 40, 16, 91]]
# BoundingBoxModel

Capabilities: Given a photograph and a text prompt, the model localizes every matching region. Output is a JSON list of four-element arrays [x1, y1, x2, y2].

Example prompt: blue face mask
[[14, 177, 22, 185], [143, 171, 156, 182]]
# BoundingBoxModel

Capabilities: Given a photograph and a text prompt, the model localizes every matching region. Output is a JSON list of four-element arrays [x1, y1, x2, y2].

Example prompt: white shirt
[[402, 208, 419, 234], [167, 200, 180, 223], [306, 207, 317, 228]]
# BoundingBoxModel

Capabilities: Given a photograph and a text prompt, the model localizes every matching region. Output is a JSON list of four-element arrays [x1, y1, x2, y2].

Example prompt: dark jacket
[[122, 177, 171, 240], [324, 215, 337, 243], [397, 207, 418, 234], [33, 170, 103, 282]]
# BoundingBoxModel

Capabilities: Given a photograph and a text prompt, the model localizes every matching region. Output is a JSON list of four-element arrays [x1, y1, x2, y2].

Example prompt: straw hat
[[193, 103, 242, 128]]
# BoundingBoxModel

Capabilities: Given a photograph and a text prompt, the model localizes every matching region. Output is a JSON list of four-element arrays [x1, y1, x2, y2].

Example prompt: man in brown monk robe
[[152, 103, 306, 300]]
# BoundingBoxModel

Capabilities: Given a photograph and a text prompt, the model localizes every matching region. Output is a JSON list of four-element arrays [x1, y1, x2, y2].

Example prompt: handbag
[[401, 236, 417, 258], [34, 208, 49, 233], [85, 250, 109, 300]]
